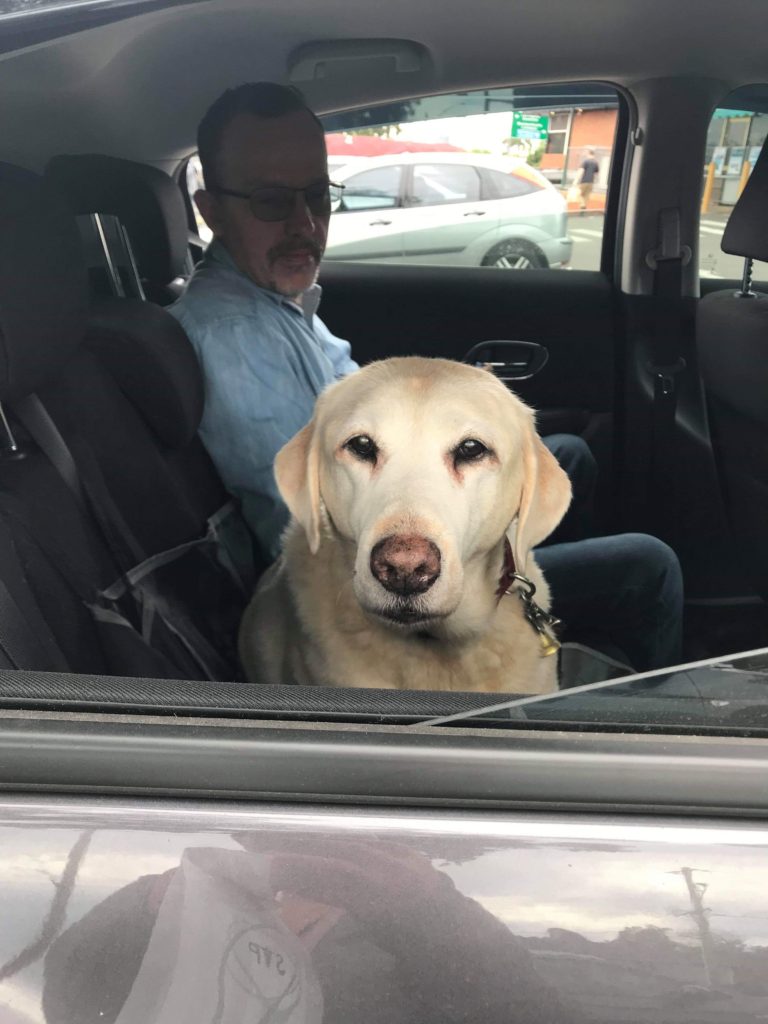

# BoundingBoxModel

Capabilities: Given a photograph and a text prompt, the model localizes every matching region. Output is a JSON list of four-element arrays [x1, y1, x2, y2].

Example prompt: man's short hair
[[197, 81, 323, 190]]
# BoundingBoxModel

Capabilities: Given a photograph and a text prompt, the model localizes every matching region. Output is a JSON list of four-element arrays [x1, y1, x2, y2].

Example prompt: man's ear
[[513, 428, 572, 572], [274, 421, 322, 554], [194, 189, 224, 238]]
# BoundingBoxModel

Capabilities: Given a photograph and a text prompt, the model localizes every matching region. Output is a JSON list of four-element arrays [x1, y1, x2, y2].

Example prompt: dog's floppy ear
[[274, 420, 322, 554], [513, 428, 572, 572]]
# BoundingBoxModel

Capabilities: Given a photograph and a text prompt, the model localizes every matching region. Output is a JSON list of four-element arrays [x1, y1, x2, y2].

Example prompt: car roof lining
[[0, 0, 764, 169], [0, 0, 209, 59]]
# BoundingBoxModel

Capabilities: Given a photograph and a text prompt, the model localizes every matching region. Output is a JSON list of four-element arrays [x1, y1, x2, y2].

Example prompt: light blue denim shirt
[[169, 240, 358, 561]]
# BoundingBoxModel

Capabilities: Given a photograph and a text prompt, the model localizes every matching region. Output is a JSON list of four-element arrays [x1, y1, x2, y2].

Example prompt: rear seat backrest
[[46, 154, 191, 305], [0, 163, 129, 673], [0, 163, 255, 680], [697, 141, 768, 600]]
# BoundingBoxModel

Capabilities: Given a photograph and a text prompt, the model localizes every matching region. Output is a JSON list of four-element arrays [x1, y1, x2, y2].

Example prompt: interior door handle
[[462, 340, 549, 381], [369, 218, 392, 226], [463, 210, 486, 217]]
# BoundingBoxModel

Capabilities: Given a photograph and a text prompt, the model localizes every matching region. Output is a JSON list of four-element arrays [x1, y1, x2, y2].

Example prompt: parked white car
[[326, 152, 572, 269]]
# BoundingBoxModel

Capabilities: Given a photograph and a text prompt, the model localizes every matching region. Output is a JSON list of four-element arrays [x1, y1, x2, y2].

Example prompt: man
[[574, 147, 600, 213], [171, 82, 682, 672], [171, 84, 357, 557]]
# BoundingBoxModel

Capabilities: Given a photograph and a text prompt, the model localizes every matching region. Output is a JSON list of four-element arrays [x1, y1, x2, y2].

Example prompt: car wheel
[[481, 240, 548, 270]]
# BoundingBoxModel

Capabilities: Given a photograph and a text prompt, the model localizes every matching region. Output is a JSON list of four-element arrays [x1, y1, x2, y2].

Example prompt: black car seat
[[0, 162, 256, 679], [45, 154, 192, 305], [697, 140, 768, 599], [0, 163, 108, 673]]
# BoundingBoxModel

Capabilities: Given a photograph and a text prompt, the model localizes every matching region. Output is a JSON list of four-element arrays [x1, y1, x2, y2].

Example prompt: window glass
[[323, 84, 620, 271], [544, 110, 570, 162], [482, 167, 540, 199], [409, 164, 481, 205], [700, 103, 768, 281], [186, 156, 213, 244], [549, 111, 569, 131], [338, 165, 402, 211]]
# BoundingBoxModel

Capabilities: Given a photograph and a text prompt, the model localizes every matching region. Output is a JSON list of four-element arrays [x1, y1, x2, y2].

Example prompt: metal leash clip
[[507, 573, 562, 657]]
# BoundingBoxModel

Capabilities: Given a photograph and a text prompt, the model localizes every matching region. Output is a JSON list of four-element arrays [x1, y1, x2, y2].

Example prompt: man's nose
[[285, 191, 316, 233]]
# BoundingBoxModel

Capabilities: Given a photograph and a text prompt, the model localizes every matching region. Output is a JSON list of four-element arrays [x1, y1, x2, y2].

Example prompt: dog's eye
[[454, 438, 489, 464], [345, 434, 378, 463]]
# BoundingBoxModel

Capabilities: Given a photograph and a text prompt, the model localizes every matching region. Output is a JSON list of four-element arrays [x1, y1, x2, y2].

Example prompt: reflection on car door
[[325, 164, 406, 262], [400, 163, 498, 265]]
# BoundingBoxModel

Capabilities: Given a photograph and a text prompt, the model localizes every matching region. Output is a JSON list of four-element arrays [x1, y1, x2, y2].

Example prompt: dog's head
[[275, 357, 571, 635]]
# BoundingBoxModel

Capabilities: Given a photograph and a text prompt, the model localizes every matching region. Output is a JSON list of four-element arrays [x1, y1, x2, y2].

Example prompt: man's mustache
[[268, 239, 323, 264]]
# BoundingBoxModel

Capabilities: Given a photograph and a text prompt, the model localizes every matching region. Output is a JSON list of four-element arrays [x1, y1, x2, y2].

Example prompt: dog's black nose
[[370, 535, 441, 596]]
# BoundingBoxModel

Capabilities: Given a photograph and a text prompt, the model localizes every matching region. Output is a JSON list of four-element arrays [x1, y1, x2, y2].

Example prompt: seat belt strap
[[12, 395, 87, 512], [11, 394, 145, 572], [645, 209, 690, 539], [647, 207, 688, 377], [10, 396, 234, 681]]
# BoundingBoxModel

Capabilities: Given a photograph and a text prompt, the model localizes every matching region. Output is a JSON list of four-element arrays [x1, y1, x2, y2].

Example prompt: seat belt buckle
[[648, 357, 687, 397]]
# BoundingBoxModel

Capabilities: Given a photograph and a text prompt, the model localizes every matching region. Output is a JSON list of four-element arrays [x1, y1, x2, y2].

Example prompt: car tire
[[481, 239, 548, 270]]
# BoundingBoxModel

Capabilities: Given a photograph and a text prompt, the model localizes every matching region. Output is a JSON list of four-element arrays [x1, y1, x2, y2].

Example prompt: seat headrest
[[45, 155, 190, 288], [721, 142, 768, 263], [86, 297, 204, 449], [0, 162, 88, 403]]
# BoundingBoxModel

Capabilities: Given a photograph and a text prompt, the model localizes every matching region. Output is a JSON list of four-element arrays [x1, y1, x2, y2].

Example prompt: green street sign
[[511, 111, 549, 140]]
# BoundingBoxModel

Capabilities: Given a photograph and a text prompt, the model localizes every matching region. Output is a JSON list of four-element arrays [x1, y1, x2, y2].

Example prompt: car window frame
[[320, 81, 632, 283]]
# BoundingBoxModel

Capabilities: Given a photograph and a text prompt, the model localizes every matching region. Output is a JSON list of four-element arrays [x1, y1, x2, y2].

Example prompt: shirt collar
[[207, 239, 322, 324]]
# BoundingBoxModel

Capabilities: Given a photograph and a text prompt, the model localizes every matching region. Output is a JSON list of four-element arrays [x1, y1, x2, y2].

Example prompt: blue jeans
[[541, 434, 598, 544], [537, 435, 683, 672]]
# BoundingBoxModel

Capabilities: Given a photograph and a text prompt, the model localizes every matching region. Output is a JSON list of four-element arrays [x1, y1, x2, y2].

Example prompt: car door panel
[[7, 704, 768, 1024], [325, 163, 406, 261], [318, 262, 615, 414], [317, 262, 617, 524], [400, 162, 497, 264], [324, 211, 406, 262]]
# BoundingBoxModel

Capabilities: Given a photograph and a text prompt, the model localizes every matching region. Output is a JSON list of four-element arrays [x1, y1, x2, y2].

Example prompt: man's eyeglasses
[[212, 179, 345, 222]]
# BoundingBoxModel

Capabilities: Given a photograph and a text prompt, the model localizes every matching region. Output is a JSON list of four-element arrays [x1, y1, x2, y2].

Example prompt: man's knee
[[543, 433, 597, 480], [620, 533, 684, 602]]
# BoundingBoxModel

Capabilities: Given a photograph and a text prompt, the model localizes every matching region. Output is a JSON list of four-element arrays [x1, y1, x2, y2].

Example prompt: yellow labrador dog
[[239, 357, 572, 693]]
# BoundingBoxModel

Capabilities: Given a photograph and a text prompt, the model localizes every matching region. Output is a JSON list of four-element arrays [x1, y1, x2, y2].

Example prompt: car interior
[[0, 0, 766, 730], [5, 9, 768, 1020]]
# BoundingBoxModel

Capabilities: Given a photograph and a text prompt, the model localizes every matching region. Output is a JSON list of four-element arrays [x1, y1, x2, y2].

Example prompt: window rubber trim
[[1, 708, 768, 817]]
